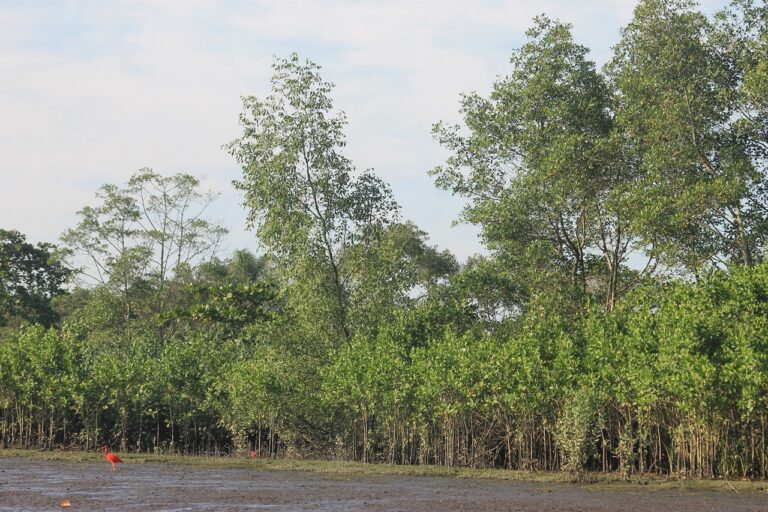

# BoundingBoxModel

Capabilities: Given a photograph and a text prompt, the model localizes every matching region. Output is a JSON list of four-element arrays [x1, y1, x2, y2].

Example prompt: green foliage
[[168, 282, 278, 332], [609, 0, 767, 270], [432, 16, 642, 312], [228, 53, 399, 343], [0, 229, 71, 327], [344, 221, 459, 336], [60, 169, 227, 328]]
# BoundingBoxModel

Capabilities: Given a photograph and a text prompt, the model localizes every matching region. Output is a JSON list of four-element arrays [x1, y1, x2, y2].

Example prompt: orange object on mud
[[59, 498, 72, 507]]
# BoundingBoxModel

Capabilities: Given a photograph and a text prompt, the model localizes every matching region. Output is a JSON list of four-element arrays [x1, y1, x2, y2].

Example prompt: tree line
[[1, 0, 768, 478]]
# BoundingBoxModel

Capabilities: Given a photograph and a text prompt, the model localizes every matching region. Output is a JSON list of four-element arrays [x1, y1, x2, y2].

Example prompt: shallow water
[[0, 457, 766, 511]]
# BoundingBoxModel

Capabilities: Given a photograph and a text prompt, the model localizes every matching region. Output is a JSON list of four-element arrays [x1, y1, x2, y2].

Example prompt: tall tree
[[432, 17, 641, 311], [608, 0, 767, 272], [714, 0, 768, 262], [126, 169, 226, 310], [61, 170, 226, 335], [228, 54, 399, 343]]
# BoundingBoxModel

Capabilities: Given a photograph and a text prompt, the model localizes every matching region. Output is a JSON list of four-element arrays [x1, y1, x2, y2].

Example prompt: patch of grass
[[1, 448, 766, 493]]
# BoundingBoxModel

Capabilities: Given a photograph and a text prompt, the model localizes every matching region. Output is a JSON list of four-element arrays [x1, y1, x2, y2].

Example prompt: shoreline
[[2, 448, 766, 494]]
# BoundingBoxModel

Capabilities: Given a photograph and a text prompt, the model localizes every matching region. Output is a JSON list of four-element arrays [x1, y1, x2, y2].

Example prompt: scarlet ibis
[[102, 445, 123, 472]]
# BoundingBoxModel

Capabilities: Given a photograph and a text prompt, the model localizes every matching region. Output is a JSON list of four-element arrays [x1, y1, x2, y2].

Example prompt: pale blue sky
[[0, 0, 730, 262]]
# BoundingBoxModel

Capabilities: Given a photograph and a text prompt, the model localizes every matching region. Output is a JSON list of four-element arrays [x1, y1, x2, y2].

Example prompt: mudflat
[[0, 456, 766, 511]]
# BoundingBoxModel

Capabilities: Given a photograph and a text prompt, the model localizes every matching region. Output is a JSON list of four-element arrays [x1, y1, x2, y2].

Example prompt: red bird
[[102, 445, 123, 472]]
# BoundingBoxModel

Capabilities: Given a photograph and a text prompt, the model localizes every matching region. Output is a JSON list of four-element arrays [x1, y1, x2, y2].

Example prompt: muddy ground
[[1, 457, 766, 511]]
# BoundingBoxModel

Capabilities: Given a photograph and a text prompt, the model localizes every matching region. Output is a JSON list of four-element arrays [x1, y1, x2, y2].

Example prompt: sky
[[0, 0, 730, 263]]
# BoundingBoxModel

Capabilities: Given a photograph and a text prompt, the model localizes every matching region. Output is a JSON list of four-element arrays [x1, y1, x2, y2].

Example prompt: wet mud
[[1, 457, 766, 511]]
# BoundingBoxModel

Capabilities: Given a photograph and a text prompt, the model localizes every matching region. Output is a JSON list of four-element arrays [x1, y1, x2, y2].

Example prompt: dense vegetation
[[2, 0, 768, 479]]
